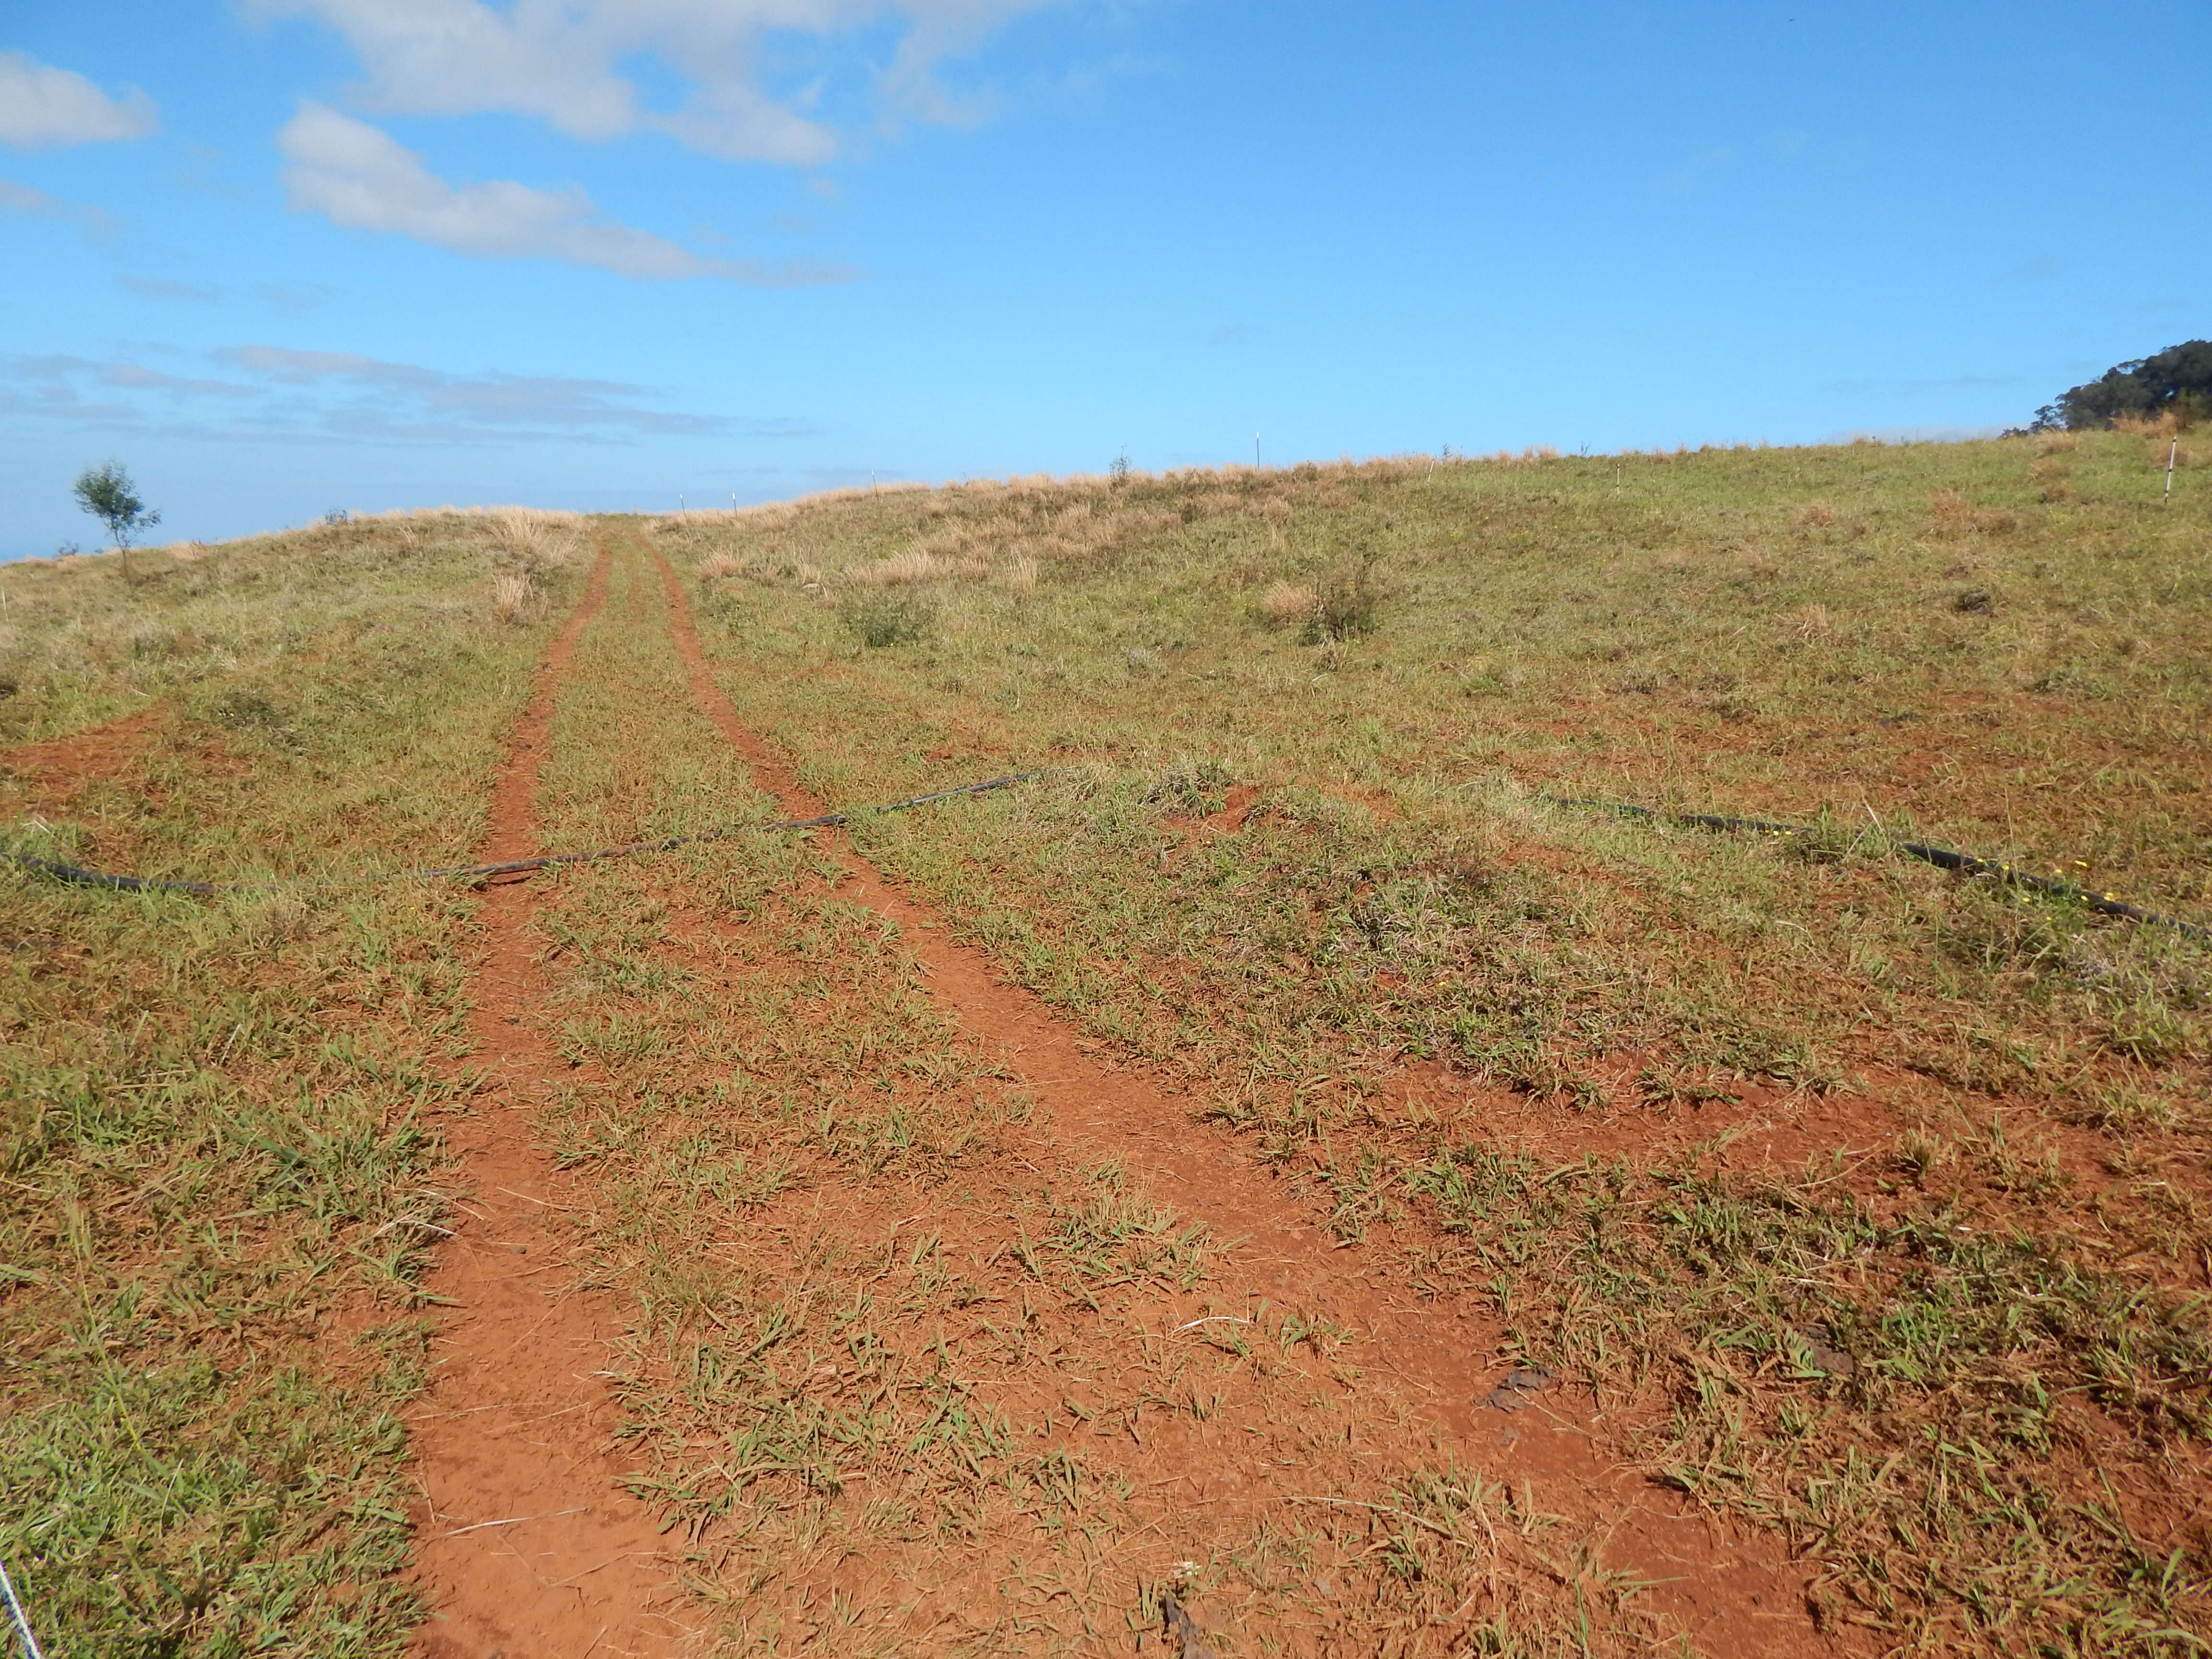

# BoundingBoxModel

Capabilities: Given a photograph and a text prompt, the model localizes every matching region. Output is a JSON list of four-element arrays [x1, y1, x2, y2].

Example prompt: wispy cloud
[[1653, 129, 1860, 195], [215, 344, 776, 434], [1, 343, 804, 446], [1654, 144, 1735, 195], [253, 0, 1055, 165], [0, 51, 158, 150], [118, 274, 223, 303], [0, 354, 254, 432], [0, 176, 122, 245], [277, 102, 854, 284]]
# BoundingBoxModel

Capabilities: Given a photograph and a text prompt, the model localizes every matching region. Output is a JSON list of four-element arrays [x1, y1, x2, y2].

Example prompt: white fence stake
[[0, 1559, 46, 1659]]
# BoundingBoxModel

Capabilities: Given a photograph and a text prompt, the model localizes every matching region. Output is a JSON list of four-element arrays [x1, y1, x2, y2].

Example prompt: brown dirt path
[[643, 541, 1841, 1656], [405, 539, 690, 1659]]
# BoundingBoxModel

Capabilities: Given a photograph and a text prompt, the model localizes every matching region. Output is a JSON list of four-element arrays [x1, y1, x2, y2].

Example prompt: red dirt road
[[405, 541, 690, 1659]]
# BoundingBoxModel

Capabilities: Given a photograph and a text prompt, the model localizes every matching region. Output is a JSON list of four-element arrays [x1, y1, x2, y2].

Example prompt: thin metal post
[[2167, 438, 2179, 504], [0, 1559, 46, 1659]]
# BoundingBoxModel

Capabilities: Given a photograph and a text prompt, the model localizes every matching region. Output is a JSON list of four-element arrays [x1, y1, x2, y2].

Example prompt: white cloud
[[253, 0, 1052, 164], [0, 51, 158, 150], [0, 176, 122, 243], [277, 102, 850, 283]]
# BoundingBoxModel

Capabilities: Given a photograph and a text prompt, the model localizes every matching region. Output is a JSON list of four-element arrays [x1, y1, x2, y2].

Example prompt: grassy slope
[[4, 435, 2208, 1656], [657, 433, 2212, 1653], [0, 517, 581, 1656]]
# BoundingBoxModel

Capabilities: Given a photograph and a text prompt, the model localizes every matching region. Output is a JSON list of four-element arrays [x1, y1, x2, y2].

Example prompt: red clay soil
[[405, 540, 689, 1659], [0, 707, 165, 800], [644, 542, 1844, 1656]]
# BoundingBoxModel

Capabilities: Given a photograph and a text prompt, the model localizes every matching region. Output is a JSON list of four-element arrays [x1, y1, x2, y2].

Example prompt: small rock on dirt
[[1484, 1365, 1554, 1412]]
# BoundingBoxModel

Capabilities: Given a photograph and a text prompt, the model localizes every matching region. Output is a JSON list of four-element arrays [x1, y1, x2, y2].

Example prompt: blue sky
[[3, 0, 2206, 557]]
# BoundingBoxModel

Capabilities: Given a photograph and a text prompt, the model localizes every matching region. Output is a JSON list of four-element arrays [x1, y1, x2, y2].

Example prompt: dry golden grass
[[489, 571, 535, 624], [1258, 581, 1317, 626], [847, 548, 953, 586], [2115, 409, 2196, 438], [1791, 601, 1834, 641]]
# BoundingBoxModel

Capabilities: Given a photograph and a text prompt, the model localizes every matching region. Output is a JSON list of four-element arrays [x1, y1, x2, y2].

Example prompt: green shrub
[[1303, 556, 1382, 643], [838, 594, 933, 648]]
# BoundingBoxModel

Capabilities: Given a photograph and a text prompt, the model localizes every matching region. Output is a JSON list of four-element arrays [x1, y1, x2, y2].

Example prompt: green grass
[[658, 433, 2212, 1654], [1, 513, 586, 1657]]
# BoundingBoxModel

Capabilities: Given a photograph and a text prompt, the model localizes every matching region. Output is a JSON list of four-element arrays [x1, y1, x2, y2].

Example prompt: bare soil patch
[[0, 706, 165, 802]]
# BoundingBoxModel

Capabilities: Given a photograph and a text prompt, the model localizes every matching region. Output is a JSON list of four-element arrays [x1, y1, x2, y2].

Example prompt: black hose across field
[[8, 770, 2203, 943], [1540, 795, 2208, 941], [3, 771, 1046, 897]]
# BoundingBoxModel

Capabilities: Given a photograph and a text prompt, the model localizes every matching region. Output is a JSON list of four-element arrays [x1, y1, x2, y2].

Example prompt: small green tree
[[72, 461, 161, 580]]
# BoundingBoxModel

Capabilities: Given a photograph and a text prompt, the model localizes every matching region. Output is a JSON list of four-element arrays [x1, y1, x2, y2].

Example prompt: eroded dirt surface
[[0, 707, 167, 810], [643, 541, 1842, 1656], [1, 706, 164, 786], [405, 541, 692, 1659]]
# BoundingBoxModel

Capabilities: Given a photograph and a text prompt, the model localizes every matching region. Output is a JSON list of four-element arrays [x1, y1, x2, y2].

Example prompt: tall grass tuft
[[1258, 582, 1317, 627]]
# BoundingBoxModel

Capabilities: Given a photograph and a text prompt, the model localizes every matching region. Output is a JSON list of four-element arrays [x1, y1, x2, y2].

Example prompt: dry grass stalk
[[697, 551, 747, 581], [490, 572, 534, 624], [1796, 501, 1836, 529], [1259, 583, 1318, 627], [2115, 410, 2191, 438], [848, 550, 950, 586]]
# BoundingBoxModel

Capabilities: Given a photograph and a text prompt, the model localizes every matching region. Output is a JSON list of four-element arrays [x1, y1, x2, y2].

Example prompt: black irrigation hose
[[1540, 795, 2211, 942], [3, 770, 1050, 900]]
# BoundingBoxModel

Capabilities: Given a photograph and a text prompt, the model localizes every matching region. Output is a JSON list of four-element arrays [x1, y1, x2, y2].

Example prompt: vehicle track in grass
[[404, 536, 689, 1659], [640, 535, 1842, 1656]]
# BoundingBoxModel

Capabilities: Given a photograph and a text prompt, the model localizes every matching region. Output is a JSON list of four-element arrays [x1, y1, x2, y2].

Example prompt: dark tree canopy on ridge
[[2032, 339, 2212, 431]]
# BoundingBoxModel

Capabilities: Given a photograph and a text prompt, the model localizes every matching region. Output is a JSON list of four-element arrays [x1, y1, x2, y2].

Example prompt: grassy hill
[[4, 434, 2209, 1656]]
